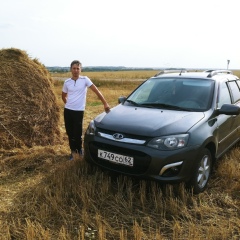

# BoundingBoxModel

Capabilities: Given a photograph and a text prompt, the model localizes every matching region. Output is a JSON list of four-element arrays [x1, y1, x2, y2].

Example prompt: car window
[[228, 81, 240, 103], [236, 79, 240, 89], [128, 80, 155, 102], [218, 82, 231, 108], [127, 78, 214, 111]]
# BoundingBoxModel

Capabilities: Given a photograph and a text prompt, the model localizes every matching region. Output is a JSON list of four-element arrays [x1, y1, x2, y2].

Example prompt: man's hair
[[70, 60, 82, 68]]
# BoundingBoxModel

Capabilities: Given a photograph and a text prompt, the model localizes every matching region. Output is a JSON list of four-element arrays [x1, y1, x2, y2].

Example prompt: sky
[[0, 0, 239, 69]]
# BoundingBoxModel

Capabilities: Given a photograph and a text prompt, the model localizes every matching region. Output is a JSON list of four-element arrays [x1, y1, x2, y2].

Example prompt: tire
[[186, 148, 212, 194]]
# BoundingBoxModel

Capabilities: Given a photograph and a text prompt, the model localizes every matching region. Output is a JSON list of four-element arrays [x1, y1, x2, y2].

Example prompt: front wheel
[[186, 148, 212, 194]]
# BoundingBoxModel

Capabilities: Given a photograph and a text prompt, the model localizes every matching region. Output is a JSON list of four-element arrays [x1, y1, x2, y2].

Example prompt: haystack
[[0, 48, 60, 149]]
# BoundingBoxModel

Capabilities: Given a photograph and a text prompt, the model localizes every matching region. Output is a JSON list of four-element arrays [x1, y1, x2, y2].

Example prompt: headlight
[[86, 120, 96, 135], [147, 134, 189, 150]]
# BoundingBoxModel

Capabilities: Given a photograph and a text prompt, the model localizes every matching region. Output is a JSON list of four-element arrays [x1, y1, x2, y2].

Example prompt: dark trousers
[[64, 108, 84, 152]]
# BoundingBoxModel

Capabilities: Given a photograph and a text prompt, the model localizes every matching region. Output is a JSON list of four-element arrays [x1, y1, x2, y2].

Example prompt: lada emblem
[[113, 133, 124, 140]]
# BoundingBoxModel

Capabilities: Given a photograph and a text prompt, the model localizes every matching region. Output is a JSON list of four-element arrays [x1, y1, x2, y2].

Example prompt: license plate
[[98, 149, 134, 167]]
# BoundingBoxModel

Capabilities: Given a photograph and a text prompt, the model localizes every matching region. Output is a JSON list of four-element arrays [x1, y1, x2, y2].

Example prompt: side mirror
[[217, 104, 240, 115], [118, 96, 126, 104]]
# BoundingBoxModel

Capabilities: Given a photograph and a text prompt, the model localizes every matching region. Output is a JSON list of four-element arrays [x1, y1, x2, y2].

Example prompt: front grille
[[97, 128, 148, 141], [89, 142, 151, 175]]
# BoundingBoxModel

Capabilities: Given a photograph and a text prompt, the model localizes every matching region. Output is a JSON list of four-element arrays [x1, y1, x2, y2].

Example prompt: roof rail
[[207, 70, 232, 77], [154, 69, 187, 77]]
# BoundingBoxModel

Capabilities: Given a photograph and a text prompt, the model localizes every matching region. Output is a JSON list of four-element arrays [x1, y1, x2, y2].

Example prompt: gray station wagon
[[84, 70, 240, 193]]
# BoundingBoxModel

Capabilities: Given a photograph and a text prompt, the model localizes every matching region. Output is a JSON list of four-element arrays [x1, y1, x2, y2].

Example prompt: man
[[62, 60, 110, 160]]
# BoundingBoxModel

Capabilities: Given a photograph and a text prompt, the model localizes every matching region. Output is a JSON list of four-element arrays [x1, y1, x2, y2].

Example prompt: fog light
[[159, 161, 183, 176], [171, 167, 180, 172]]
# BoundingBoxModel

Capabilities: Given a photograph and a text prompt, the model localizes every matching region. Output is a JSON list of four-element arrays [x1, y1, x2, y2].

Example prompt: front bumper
[[84, 134, 200, 183]]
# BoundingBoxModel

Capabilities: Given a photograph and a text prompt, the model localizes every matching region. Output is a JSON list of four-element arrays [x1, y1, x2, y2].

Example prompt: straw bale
[[0, 48, 60, 149]]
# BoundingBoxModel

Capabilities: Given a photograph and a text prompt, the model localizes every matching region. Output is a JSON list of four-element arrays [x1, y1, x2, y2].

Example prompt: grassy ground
[[0, 70, 240, 239]]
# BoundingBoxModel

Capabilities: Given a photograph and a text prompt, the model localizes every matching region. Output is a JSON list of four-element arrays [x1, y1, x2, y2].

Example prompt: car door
[[228, 79, 240, 140], [216, 81, 237, 156]]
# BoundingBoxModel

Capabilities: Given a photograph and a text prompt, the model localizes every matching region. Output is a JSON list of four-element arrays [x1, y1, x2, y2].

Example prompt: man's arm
[[89, 84, 110, 112], [62, 92, 67, 104]]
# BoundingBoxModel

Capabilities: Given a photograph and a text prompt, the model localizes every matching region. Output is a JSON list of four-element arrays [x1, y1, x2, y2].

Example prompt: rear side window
[[228, 81, 240, 103]]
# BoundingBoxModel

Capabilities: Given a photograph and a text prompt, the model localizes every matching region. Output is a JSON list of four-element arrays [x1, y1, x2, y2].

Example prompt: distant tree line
[[46, 66, 157, 72], [47, 67, 69, 72]]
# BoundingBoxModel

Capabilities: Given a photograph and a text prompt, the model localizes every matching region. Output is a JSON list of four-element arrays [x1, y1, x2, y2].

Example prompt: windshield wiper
[[140, 103, 192, 111], [126, 100, 140, 106]]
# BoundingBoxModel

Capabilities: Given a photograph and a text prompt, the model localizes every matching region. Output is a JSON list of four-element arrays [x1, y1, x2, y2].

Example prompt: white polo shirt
[[62, 76, 93, 111]]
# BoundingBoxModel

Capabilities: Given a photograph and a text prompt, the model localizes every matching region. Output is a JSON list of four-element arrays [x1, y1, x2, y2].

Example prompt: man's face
[[71, 64, 81, 77]]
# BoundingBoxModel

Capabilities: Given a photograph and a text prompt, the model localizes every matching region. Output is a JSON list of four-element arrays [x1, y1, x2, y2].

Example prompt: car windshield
[[126, 77, 215, 111]]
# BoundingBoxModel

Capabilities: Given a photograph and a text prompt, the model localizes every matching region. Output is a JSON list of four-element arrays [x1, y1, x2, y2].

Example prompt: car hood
[[94, 105, 205, 137]]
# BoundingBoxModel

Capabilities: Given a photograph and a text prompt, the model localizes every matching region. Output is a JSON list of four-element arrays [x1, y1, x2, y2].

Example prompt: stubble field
[[0, 70, 240, 240]]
